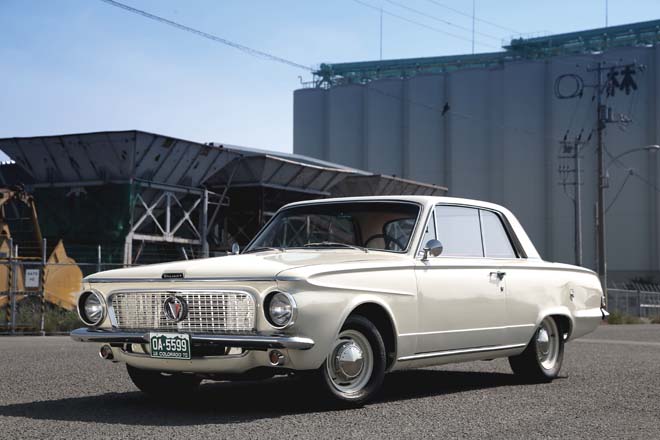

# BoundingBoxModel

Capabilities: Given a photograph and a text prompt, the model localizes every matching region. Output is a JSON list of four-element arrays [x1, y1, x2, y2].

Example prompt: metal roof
[[204, 154, 355, 195], [0, 130, 447, 197], [505, 19, 660, 53], [0, 131, 240, 191], [212, 142, 370, 175], [312, 19, 660, 87]]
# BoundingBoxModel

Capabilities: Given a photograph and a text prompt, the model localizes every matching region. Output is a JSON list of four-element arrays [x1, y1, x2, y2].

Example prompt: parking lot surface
[[0, 325, 658, 439]]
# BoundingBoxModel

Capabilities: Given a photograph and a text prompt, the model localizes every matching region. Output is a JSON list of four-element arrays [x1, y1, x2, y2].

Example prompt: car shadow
[[0, 369, 527, 426]]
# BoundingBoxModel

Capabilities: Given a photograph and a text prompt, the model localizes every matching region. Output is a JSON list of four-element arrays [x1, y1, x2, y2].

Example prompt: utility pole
[[574, 136, 583, 267], [595, 63, 607, 295], [556, 60, 640, 296], [587, 60, 637, 296], [558, 135, 586, 266]]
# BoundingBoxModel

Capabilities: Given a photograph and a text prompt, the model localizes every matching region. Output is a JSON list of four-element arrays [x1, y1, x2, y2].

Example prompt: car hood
[[85, 250, 408, 282]]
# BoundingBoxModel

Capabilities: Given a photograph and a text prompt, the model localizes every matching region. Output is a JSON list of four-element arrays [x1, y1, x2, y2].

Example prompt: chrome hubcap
[[536, 317, 559, 370], [326, 329, 373, 395], [333, 341, 364, 380], [536, 328, 550, 356]]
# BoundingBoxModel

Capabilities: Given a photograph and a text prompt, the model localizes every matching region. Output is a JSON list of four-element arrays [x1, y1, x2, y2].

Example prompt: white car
[[71, 196, 606, 405]]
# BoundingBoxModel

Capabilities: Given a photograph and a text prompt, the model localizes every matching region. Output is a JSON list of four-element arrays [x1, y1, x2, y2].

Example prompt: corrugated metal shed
[[0, 131, 240, 190], [0, 130, 447, 263], [0, 130, 447, 196]]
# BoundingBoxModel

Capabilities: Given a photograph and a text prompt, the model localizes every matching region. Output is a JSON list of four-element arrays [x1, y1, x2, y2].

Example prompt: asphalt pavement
[[0, 325, 658, 439]]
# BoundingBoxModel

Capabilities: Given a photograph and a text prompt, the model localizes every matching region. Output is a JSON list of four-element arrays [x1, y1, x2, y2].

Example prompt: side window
[[418, 210, 437, 256], [480, 210, 516, 258], [435, 206, 483, 257]]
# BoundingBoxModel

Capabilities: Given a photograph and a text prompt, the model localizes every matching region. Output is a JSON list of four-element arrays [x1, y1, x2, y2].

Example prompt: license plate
[[149, 333, 191, 360]]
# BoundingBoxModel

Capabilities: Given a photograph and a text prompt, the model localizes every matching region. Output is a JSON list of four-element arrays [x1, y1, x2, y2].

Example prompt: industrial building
[[294, 19, 660, 284], [0, 130, 445, 271]]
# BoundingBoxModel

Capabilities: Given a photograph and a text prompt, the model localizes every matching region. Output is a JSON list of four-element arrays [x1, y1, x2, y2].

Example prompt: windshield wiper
[[242, 246, 284, 254], [302, 242, 368, 253]]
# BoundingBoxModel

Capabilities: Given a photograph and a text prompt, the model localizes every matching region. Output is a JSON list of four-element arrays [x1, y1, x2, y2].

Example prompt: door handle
[[490, 271, 506, 281]]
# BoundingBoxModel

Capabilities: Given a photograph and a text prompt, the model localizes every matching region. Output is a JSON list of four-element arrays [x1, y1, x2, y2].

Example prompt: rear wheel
[[317, 315, 386, 406], [126, 364, 201, 397], [509, 316, 564, 382]]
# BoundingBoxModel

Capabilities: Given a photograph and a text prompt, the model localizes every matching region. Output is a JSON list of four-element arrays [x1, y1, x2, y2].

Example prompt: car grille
[[110, 291, 255, 333]]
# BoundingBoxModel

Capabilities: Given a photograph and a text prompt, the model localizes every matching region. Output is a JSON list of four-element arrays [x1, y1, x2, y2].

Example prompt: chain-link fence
[[607, 281, 660, 320], [0, 238, 190, 334], [0, 235, 238, 335]]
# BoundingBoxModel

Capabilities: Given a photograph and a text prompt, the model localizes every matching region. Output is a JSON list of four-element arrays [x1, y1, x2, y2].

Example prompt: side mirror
[[422, 239, 443, 260], [231, 242, 240, 255]]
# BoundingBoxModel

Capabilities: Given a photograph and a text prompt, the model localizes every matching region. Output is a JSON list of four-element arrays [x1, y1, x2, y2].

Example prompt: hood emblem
[[163, 295, 188, 323]]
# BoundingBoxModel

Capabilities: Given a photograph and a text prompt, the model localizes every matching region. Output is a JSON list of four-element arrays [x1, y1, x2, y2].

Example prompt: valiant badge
[[163, 295, 188, 322]]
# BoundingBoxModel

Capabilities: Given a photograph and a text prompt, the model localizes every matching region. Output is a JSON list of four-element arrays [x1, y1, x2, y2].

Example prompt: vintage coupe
[[71, 196, 606, 404]]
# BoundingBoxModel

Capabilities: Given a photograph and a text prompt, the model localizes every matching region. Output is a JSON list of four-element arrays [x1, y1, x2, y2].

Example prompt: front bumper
[[70, 328, 315, 350]]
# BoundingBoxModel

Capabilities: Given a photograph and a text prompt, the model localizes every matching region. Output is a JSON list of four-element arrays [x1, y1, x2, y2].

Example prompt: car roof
[[284, 195, 509, 213], [282, 195, 542, 260]]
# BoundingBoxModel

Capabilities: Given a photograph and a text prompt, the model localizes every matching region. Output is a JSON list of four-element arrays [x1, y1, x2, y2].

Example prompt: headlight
[[77, 290, 106, 327], [265, 292, 296, 328]]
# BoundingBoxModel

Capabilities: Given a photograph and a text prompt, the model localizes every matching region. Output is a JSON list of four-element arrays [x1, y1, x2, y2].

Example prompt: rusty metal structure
[[0, 130, 446, 269]]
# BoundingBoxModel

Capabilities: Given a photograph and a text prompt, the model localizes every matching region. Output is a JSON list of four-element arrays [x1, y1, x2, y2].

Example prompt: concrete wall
[[294, 45, 660, 281]]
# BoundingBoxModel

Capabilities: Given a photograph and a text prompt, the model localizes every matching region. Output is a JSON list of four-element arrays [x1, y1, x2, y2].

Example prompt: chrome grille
[[111, 291, 255, 333]]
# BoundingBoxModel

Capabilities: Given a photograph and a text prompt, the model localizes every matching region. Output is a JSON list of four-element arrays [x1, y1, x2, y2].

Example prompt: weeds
[[0, 300, 80, 333], [607, 311, 644, 325]]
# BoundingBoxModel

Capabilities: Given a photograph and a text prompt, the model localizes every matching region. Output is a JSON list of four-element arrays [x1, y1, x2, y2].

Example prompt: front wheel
[[126, 364, 202, 398], [317, 315, 386, 406], [509, 316, 564, 382]]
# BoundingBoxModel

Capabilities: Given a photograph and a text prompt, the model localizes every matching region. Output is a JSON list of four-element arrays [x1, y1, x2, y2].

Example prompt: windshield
[[246, 202, 420, 253]]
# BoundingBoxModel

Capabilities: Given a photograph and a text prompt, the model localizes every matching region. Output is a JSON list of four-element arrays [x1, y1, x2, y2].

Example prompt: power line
[[422, 0, 519, 34], [351, 0, 498, 49], [606, 147, 660, 193], [605, 170, 632, 213], [384, 0, 502, 41], [356, 80, 571, 146], [97, 0, 313, 71]]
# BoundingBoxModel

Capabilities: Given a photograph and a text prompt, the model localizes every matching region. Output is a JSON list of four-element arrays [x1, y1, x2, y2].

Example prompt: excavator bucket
[[43, 240, 82, 311]]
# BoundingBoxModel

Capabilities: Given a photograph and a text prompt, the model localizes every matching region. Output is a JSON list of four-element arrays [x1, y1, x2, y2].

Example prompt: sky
[[2, 0, 660, 157]]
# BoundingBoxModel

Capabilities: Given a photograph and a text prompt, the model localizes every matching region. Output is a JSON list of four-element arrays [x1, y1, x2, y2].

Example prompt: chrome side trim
[[70, 328, 315, 350], [85, 277, 278, 283], [399, 324, 535, 337], [397, 343, 526, 362], [412, 264, 596, 276]]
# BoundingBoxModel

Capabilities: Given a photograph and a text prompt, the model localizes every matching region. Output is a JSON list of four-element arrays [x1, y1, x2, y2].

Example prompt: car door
[[413, 205, 509, 354], [479, 209, 538, 346]]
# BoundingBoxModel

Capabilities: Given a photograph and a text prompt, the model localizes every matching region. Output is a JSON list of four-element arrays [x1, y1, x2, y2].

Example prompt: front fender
[[276, 269, 417, 370], [279, 289, 414, 371]]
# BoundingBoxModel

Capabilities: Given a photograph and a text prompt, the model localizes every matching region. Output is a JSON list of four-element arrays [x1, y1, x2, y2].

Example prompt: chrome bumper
[[70, 328, 315, 350]]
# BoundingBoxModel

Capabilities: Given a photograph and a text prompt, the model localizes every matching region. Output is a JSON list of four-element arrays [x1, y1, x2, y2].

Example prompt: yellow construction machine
[[0, 187, 81, 311]]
